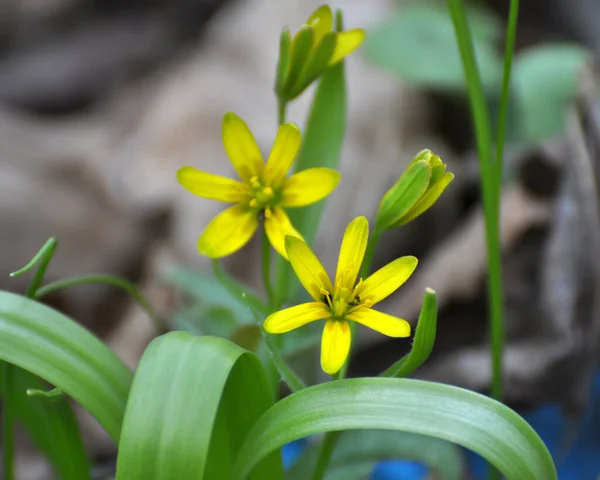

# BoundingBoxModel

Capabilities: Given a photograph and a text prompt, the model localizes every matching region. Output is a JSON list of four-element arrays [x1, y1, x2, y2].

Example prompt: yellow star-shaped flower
[[177, 112, 340, 259], [264, 216, 417, 375]]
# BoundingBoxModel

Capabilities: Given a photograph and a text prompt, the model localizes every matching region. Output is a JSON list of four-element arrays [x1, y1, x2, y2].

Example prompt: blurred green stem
[[35, 274, 168, 334], [5, 238, 58, 480], [278, 98, 288, 125], [312, 431, 342, 480], [261, 226, 275, 308], [445, 0, 505, 404]]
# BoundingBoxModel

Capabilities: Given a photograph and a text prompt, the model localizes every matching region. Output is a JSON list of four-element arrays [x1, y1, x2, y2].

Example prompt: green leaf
[[274, 13, 347, 307], [231, 378, 556, 480], [116, 333, 283, 480], [375, 160, 431, 231], [0, 291, 132, 442], [513, 43, 591, 141], [288, 430, 463, 480], [364, 1, 503, 91], [12, 370, 90, 480], [382, 288, 437, 377]]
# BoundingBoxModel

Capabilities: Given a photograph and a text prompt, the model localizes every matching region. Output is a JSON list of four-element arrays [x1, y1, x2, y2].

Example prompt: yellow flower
[[264, 216, 417, 375], [276, 5, 365, 101], [177, 112, 341, 259]]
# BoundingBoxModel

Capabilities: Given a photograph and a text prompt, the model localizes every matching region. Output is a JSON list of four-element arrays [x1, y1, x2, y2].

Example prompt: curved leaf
[[0, 291, 132, 442], [232, 378, 556, 480], [288, 429, 463, 480], [115, 333, 283, 480]]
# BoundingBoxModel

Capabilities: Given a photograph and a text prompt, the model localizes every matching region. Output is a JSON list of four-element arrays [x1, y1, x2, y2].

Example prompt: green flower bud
[[376, 150, 454, 231], [275, 5, 365, 102]]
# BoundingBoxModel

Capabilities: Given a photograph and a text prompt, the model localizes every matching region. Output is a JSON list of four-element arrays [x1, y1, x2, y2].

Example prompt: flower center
[[248, 176, 278, 213], [321, 281, 371, 319]]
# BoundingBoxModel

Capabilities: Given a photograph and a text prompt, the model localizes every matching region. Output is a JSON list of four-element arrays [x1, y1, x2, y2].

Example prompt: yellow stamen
[[264, 208, 272, 218], [364, 299, 373, 308], [249, 198, 258, 208]]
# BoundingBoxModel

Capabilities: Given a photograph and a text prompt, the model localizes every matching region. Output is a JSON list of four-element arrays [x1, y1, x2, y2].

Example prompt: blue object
[[282, 438, 308, 469], [466, 372, 600, 480], [371, 460, 429, 480]]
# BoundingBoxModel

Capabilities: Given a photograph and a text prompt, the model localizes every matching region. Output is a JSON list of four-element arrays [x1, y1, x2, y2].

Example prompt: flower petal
[[357, 256, 418, 305], [264, 207, 303, 259], [177, 167, 247, 202], [346, 308, 411, 338], [285, 236, 333, 302], [321, 319, 351, 375], [281, 168, 341, 207], [222, 112, 264, 181], [396, 172, 455, 226], [306, 5, 333, 46], [197, 204, 258, 258], [329, 29, 365, 65], [264, 302, 331, 334], [335, 216, 369, 292], [264, 123, 302, 187]]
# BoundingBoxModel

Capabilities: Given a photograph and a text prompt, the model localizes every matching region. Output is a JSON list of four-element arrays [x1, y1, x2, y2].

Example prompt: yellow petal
[[397, 172, 455, 226], [357, 256, 418, 305], [264, 302, 331, 334], [281, 168, 341, 207], [264, 123, 301, 187], [306, 5, 333, 46], [335, 216, 369, 292], [329, 29, 365, 65], [177, 167, 247, 202], [285, 236, 333, 302], [346, 308, 411, 338], [321, 319, 351, 375], [197, 204, 258, 258], [222, 112, 264, 181], [264, 207, 303, 259]]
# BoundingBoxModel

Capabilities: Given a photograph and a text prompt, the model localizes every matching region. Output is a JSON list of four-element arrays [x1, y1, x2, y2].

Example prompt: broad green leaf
[[375, 160, 431, 231], [12, 370, 90, 480], [231, 378, 556, 480], [364, 1, 502, 91], [382, 288, 437, 377], [0, 291, 132, 442], [513, 44, 591, 142], [288, 430, 463, 480], [116, 333, 283, 480], [274, 12, 347, 306]]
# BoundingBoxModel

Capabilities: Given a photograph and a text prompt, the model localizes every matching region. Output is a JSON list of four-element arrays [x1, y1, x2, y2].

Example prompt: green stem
[[490, 0, 519, 405], [35, 274, 168, 335], [311, 431, 342, 480], [261, 227, 275, 308], [278, 98, 288, 125], [445, 0, 505, 404], [5, 238, 58, 480]]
